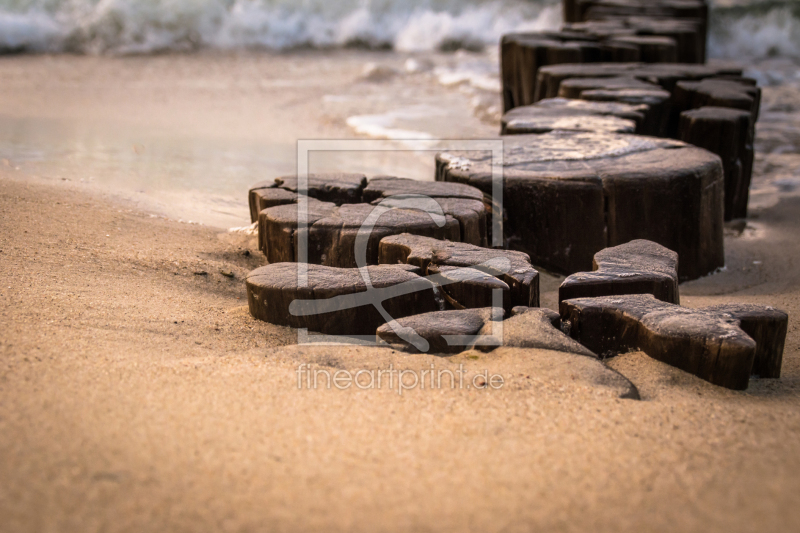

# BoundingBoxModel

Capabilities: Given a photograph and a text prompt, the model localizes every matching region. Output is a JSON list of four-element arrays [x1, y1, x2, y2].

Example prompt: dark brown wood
[[558, 76, 662, 99], [563, 20, 636, 39], [502, 97, 646, 135], [501, 32, 603, 111], [608, 35, 678, 63], [254, 175, 488, 266], [564, 0, 581, 23], [304, 203, 461, 267], [560, 294, 757, 390], [674, 78, 761, 124], [701, 304, 789, 379], [679, 106, 754, 220], [427, 265, 509, 311], [378, 233, 540, 310], [503, 4, 709, 111], [534, 62, 741, 103], [600, 40, 641, 62], [258, 199, 336, 261], [248, 173, 367, 222], [535, 63, 642, 101], [579, 87, 671, 136], [260, 199, 463, 267], [246, 263, 439, 336], [363, 177, 488, 246], [362, 176, 484, 203], [624, 16, 706, 64], [634, 64, 743, 93], [562, 17, 703, 63], [577, 0, 708, 29], [559, 239, 679, 304], [248, 187, 297, 224], [437, 131, 724, 280]]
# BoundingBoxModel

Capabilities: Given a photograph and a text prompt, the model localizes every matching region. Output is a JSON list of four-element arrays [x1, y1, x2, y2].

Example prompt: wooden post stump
[[559, 239, 680, 304], [561, 294, 788, 390], [679, 106, 754, 220], [250, 175, 489, 267], [609, 35, 678, 63], [501, 97, 646, 135], [579, 88, 671, 136], [246, 263, 439, 336], [436, 131, 725, 280], [378, 233, 540, 310]]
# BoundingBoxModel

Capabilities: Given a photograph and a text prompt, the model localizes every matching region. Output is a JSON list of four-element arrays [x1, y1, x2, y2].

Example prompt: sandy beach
[[1, 11, 800, 530], [2, 153, 800, 532]]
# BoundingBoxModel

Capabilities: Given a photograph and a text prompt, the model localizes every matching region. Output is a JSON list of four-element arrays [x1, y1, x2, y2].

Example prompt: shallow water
[[1, 49, 799, 229], [1, 1, 799, 229], [0, 50, 497, 228]]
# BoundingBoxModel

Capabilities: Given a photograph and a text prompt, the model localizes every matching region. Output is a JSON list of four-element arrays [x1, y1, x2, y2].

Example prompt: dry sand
[[1, 53, 800, 532]]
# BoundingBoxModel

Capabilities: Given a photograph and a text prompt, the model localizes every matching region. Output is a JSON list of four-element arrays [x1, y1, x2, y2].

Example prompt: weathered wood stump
[[251, 175, 489, 267], [501, 32, 605, 111], [535, 63, 746, 138], [307, 203, 462, 267], [702, 304, 789, 379], [426, 265, 510, 311], [564, 0, 582, 23], [246, 263, 439, 336], [248, 187, 298, 224], [608, 35, 678, 63], [248, 173, 367, 223], [363, 177, 488, 246], [562, 20, 637, 39], [576, 0, 708, 32], [558, 76, 662, 99], [436, 131, 724, 280], [635, 64, 743, 93], [534, 63, 741, 103], [560, 294, 787, 390], [563, 17, 704, 63], [624, 16, 706, 63], [502, 24, 710, 112], [674, 78, 761, 122], [679, 107, 754, 220], [559, 239, 679, 304], [579, 87, 671, 136], [378, 233, 540, 310], [535, 63, 643, 101], [502, 97, 646, 135], [258, 198, 336, 260]]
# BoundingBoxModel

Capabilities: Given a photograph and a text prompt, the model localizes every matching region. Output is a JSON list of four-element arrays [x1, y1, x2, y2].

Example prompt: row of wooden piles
[[501, 0, 757, 222]]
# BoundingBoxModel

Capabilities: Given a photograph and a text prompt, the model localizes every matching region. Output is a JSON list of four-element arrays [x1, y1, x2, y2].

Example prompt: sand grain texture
[[2, 171, 800, 532]]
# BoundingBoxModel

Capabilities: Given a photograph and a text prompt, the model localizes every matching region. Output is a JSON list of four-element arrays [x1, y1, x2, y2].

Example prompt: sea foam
[[0, 0, 796, 59]]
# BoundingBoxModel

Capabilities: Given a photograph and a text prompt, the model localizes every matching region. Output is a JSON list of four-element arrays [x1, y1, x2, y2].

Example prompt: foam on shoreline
[[0, 0, 796, 59]]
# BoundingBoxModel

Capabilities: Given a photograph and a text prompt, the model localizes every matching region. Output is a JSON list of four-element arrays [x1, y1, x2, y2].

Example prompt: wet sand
[[1, 53, 800, 532], [0, 51, 498, 228]]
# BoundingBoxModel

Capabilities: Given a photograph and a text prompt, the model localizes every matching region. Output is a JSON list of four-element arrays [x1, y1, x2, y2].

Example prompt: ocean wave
[[0, 0, 797, 58], [0, 0, 561, 54], [709, 1, 800, 59]]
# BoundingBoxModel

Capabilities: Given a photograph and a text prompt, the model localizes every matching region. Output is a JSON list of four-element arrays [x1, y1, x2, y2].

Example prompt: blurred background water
[[0, 0, 797, 228], [0, 0, 797, 59]]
